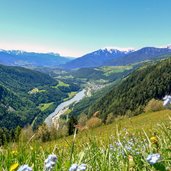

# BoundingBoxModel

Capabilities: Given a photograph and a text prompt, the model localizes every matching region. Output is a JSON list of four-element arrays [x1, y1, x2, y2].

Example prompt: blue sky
[[0, 0, 171, 57]]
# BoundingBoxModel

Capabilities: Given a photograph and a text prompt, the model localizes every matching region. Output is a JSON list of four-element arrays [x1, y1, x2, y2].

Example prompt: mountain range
[[63, 46, 171, 69], [104, 46, 171, 66], [0, 46, 171, 70], [62, 48, 134, 69], [0, 50, 72, 67]]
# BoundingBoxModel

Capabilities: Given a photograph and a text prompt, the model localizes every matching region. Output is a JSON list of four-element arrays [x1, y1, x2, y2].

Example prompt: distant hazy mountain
[[1, 46, 171, 69], [105, 47, 171, 66], [63, 46, 171, 69], [62, 47, 134, 69], [0, 50, 72, 67]]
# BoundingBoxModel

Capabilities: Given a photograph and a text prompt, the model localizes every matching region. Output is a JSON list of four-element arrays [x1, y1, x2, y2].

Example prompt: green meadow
[[38, 102, 54, 112], [101, 66, 133, 76], [1, 109, 171, 171], [52, 81, 70, 89]]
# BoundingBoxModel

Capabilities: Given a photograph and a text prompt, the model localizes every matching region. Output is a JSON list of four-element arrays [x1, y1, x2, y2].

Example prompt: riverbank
[[44, 89, 86, 127]]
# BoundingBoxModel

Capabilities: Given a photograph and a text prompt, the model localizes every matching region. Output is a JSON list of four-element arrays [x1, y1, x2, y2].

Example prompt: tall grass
[[0, 115, 171, 170]]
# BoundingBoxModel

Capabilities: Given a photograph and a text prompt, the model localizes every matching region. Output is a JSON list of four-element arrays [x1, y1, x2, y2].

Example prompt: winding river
[[44, 89, 86, 126]]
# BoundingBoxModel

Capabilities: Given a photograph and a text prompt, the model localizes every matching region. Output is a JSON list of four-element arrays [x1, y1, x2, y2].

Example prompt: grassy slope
[[2, 109, 170, 170], [52, 80, 69, 88], [101, 66, 133, 76], [40, 109, 171, 171], [51, 109, 171, 146], [38, 102, 54, 111]]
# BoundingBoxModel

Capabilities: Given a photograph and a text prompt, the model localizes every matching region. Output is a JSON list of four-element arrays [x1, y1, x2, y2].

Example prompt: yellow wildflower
[[30, 146, 33, 151], [150, 136, 158, 144], [10, 163, 19, 171], [11, 150, 18, 155]]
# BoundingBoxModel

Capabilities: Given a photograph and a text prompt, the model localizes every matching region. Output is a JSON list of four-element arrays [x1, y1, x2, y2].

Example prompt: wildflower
[[128, 140, 134, 146], [125, 145, 132, 151], [69, 163, 87, 171], [109, 144, 114, 150], [17, 165, 32, 171], [44, 154, 57, 171], [146, 153, 160, 165], [69, 164, 78, 171], [10, 163, 19, 171], [150, 136, 158, 144], [163, 95, 171, 107], [77, 164, 87, 171], [115, 142, 122, 147], [11, 150, 18, 155]]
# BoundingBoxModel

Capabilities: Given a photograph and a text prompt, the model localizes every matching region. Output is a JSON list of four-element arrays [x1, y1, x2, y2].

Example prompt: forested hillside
[[0, 64, 80, 129], [87, 57, 171, 121], [69, 65, 138, 82], [0, 64, 56, 93]]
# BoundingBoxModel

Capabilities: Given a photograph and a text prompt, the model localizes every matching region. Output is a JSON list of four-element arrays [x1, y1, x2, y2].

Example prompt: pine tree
[[68, 116, 78, 135]]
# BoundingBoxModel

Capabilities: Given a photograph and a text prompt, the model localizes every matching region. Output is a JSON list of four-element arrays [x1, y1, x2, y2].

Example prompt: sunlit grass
[[38, 102, 54, 111], [52, 80, 69, 88], [101, 66, 133, 76], [1, 110, 171, 170], [28, 88, 46, 94], [64, 92, 77, 101]]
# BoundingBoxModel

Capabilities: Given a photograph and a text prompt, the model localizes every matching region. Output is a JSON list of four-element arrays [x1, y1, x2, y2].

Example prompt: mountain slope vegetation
[[68, 65, 139, 82], [87, 57, 171, 121], [0, 84, 34, 129], [0, 64, 56, 93], [0, 64, 80, 129]]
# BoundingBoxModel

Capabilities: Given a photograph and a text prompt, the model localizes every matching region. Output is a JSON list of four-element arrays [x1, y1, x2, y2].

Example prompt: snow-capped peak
[[0, 49, 6, 52], [9, 50, 25, 55], [166, 45, 171, 49], [101, 47, 135, 53], [159, 44, 171, 49], [0, 50, 26, 55]]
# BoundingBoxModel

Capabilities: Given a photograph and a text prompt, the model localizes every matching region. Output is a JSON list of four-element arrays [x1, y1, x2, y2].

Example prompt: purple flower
[[146, 153, 160, 165], [163, 95, 171, 107], [69, 164, 78, 171], [44, 154, 57, 171], [109, 144, 114, 150], [17, 165, 32, 171], [69, 163, 87, 171], [77, 164, 87, 171]]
